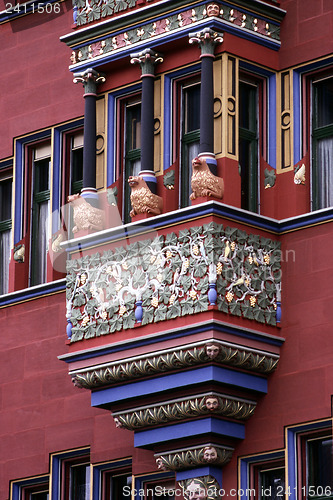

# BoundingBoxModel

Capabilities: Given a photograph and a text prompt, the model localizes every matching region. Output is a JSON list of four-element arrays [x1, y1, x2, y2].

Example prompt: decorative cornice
[[154, 443, 234, 471], [70, 339, 279, 389], [66, 1, 282, 68], [111, 392, 256, 430]]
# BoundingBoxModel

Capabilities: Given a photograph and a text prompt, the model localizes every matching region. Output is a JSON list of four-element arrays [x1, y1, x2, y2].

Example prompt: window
[[305, 435, 333, 498], [118, 94, 141, 222], [29, 143, 51, 286], [67, 462, 90, 500], [258, 465, 285, 500], [103, 471, 132, 499], [239, 451, 285, 500], [10, 476, 49, 500], [69, 132, 84, 196], [312, 75, 333, 210], [178, 77, 200, 207], [239, 78, 260, 212], [0, 170, 12, 295], [144, 478, 175, 499]]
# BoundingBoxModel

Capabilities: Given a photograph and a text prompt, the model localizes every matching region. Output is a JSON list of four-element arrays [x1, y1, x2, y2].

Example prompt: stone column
[[130, 48, 163, 193], [189, 28, 223, 175], [73, 68, 106, 206]]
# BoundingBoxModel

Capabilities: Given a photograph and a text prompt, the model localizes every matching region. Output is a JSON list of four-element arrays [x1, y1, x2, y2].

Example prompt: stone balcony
[[60, 200, 284, 496]]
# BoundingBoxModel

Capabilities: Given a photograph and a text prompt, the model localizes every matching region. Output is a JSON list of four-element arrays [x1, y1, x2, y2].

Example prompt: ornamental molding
[[68, 1, 281, 67], [154, 443, 234, 471], [66, 222, 282, 343], [70, 339, 279, 389], [179, 475, 222, 500], [111, 392, 256, 430]]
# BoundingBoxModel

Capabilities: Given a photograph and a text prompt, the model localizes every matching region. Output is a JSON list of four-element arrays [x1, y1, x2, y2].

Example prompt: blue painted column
[[130, 49, 163, 193], [189, 28, 223, 175], [73, 68, 106, 206]]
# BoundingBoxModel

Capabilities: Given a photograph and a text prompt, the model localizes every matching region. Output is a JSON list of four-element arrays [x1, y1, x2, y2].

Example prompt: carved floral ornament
[[111, 392, 256, 430], [179, 475, 222, 500], [70, 2, 280, 64], [154, 443, 234, 471], [66, 222, 282, 342], [70, 339, 279, 390]]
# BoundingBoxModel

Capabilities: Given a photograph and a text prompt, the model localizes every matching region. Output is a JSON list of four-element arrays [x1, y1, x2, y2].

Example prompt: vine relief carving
[[66, 222, 282, 342]]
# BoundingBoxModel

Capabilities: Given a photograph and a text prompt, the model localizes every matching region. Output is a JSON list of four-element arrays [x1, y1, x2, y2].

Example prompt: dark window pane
[[110, 473, 132, 499], [239, 82, 257, 132], [0, 179, 12, 221], [314, 78, 333, 128], [308, 438, 333, 490], [70, 464, 90, 500], [260, 468, 285, 500], [184, 84, 200, 133]]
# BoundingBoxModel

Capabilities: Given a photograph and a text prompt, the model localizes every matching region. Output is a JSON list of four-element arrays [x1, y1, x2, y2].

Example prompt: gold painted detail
[[190, 157, 224, 200], [67, 194, 105, 233], [112, 392, 256, 430], [128, 176, 163, 217], [70, 340, 279, 389], [155, 443, 234, 471], [71, 2, 280, 61]]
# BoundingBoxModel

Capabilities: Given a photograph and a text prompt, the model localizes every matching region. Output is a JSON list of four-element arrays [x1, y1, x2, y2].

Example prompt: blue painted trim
[[176, 466, 222, 486], [0, 279, 66, 308], [92, 457, 132, 499], [107, 93, 116, 186], [14, 139, 24, 244], [51, 448, 90, 500], [63, 198, 333, 257], [134, 418, 245, 447], [52, 129, 62, 234], [91, 366, 267, 407], [293, 70, 301, 165], [286, 419, 332, 500], [239, 450, 284, 500], [11, 475, 49, 500], [106, 83, 141, 187]]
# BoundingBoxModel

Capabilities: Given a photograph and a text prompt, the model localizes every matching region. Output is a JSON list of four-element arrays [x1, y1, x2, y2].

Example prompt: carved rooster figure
[[128, 175, 163, 217], [190, 156, 224, 200], [67, 193, 104, 233]]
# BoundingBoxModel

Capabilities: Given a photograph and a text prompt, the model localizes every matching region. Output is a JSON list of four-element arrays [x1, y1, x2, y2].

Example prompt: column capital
[[189, 28, 223, 56], [130, 48, 163, 77], [73, 68, 106, 95]]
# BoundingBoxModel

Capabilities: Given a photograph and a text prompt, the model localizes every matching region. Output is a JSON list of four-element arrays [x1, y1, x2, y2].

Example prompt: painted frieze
[[66, 222, 281, 342], [70, 2, 281, 65]]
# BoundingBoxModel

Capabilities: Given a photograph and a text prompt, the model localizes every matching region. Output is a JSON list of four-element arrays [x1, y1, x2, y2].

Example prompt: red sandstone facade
[[1, 1, 333, 499]]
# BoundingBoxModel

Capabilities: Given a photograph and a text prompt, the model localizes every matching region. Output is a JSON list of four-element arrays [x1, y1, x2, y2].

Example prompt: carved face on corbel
[[113, 417, 123, 428], [205, 396, 219, 411], [206, 3, 220, 17], [185, 479, 207, 499], [203, 446, 218, 463], [156, 457, 167, 470], [205, 343, 220, 359]]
